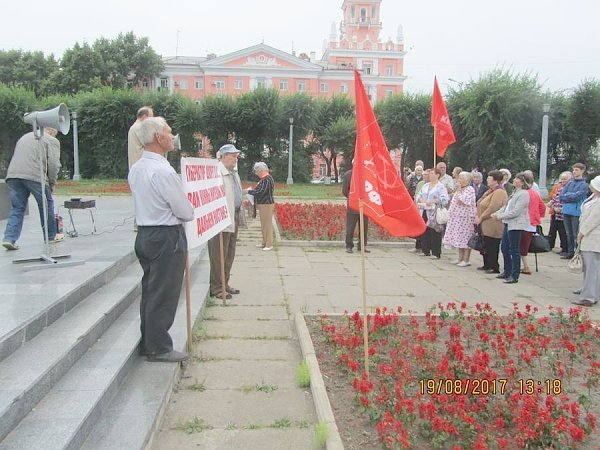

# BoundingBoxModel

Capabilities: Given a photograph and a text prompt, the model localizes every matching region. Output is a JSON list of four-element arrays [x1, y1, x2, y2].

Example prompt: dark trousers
[[547, 216, 567, 252], [563, 214, 579, 256], [345, 209, 368, 249], [500, 226, 522, 280], [420, 210, 442, 257], [208, 225, 238, 295], [482, 235, 501, 271], [135, 225, 187, 356]]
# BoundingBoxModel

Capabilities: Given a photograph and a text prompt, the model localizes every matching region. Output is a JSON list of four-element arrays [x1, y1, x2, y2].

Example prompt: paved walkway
[[152, 208, 595, 449]]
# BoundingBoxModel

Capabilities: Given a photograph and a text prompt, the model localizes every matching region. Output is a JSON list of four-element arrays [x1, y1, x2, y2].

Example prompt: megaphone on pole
[[24, 104, 70, 138]]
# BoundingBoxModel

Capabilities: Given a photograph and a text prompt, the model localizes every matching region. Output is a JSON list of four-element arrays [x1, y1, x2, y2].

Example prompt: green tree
[[447, 70, 542, 172], [0, 85, 38, 177], [0, 50, 58, 97], [197, 94, 238, 155], [46, 32, 163, 95], [234, 87, 281, 177], [376, 92, 433, 169], [568, 79, 600, 166], [308, 95, 355, 181]]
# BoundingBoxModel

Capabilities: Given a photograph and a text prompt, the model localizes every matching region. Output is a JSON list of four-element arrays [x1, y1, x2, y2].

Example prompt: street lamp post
[[72, 111, 81, 181], [286, 117, 294, 185], [539, 103, 550, 198]]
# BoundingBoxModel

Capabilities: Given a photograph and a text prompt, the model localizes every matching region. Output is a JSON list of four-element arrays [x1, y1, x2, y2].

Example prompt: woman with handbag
[[475, 170, 507, 273], [415, 168, 448, 259], [443, 171, 477, 266], [492, 172, 531, 284], [573, 175, 600, 307], [519, 171, 547, 275], [547, 172, 572, 255]]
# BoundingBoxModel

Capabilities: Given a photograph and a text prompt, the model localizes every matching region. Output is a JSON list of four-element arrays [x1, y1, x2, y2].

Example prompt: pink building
[[154, 0, 405, 104], [151, 0, 406, 175]]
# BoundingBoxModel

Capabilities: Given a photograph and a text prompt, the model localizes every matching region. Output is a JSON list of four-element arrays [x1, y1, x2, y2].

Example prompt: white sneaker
[[49, 234, 65, 243], [408, 248, 418, 253], [255, 244, 265, 248], [262, 247, 273, 251], [457, 261, 471, 267]]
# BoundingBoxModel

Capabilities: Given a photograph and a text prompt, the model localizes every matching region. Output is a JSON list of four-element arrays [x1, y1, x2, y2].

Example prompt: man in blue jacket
[[559, 163, 589, 259]]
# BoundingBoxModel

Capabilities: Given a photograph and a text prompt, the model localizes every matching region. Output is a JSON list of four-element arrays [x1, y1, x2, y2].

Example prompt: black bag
[[467, 226, 483, 251], [529, 225, 550, 253]]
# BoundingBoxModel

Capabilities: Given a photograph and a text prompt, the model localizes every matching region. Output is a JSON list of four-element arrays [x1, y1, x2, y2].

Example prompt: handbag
[[528, 225, 550, 253], [467, 226, 483, 251], [435, 205, 449, 225], [568, 250, 583, 274]]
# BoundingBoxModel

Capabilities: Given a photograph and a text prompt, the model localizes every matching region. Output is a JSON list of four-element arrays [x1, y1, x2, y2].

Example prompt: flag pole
[[219, 232, 227, 305], [184, 253, 193, 353], [358, 199, 370, 380], [433, 124, 437, 167]]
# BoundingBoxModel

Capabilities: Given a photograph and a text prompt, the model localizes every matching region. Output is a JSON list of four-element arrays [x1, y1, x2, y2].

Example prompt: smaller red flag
[[349, 71, 426, 238], [431, 77, 456, 157]]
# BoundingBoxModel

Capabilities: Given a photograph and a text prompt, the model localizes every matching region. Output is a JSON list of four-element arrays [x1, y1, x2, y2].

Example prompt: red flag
[[431, 76, 456, 157], [349, 71, 426, 237]]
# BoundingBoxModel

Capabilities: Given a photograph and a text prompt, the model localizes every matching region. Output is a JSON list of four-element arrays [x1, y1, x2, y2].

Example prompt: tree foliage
[[0, 50, 58, 97], [447, 70, 542, 172]]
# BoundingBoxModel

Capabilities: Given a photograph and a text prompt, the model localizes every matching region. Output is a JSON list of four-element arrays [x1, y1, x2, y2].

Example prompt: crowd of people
[[404, 161, 600, 307]]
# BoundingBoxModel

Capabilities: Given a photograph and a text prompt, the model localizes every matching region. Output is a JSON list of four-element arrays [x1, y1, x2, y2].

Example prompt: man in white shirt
[[437, 161, 454, 195], [128, 117, 194, 363]]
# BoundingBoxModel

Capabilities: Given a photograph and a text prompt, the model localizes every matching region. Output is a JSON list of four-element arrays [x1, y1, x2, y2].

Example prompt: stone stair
[[0, 245, 209, 450]]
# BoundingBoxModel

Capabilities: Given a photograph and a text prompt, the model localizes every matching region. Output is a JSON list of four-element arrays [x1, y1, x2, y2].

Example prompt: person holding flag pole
[[349, 71, 426, 378], [431, 77, 456, 165]]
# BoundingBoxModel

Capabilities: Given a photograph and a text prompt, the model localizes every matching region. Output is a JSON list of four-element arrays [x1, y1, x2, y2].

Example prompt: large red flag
[[349, 71, 426, 238], [431, 76, 456, 157]]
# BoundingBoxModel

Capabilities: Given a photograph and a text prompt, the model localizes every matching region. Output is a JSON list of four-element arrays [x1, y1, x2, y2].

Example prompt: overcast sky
[[2, 0, 598, 93]]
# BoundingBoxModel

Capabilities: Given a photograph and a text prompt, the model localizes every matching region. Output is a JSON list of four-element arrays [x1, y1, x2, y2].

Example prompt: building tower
[[322, 0, 406, 101]]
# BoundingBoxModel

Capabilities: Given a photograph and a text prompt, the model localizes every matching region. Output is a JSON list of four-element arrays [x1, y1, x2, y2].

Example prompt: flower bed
[[275, 202, 400, 241], [315, 303, 600, 449]]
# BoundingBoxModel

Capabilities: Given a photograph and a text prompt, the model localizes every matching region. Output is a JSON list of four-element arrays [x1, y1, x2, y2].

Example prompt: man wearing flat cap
[[208, 144, 243, 300]]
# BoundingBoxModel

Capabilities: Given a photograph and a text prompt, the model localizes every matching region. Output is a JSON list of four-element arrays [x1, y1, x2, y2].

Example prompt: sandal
[[520, 269, 532, 275], [211, 292, 232, 300], [572, 299, 597, 307], [226, 287, 240, 295]]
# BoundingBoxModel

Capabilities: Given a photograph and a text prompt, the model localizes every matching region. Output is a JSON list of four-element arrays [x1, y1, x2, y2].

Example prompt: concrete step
[[0, 259, 142, 444], [0, 246, 208, 450], [80, 249, 210, 450], [0, 250, 138, 363]]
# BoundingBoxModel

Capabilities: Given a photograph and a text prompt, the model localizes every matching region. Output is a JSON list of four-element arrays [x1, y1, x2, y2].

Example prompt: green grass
[[55, 179, 344, 200], [296, 360, 311, 388], [314, 421, 330, 448], [174, 417, 213, 434]]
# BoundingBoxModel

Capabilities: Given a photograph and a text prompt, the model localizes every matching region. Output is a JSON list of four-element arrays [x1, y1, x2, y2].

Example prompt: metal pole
[[539, 104, 550, 198], [286, 117, 294, 185], [72, 111, 81, 181]]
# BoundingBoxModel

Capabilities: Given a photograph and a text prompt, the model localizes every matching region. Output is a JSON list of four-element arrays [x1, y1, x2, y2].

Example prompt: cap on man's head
[[218, 144, 240, 159]]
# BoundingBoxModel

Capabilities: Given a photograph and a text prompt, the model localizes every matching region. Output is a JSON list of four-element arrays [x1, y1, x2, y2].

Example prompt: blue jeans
[[500, 226, 522, 280], [3, 178, 57, 243], [563, 214, 580, 257]]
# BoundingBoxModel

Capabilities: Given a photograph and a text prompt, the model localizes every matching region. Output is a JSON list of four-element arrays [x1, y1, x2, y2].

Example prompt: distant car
[[310, 177, 338, 184]]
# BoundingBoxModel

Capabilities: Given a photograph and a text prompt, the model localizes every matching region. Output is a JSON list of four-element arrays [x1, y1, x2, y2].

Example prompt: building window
[[178, 79, 188, 90], [320, 82, 329, 93], [160, 77, 169, 88], [340, 83, 348, 94], [142, 79, 149, 88], [279, 79, 288, 91], [256, 77, 266, 88], [215, 79, 225, 90], [386, 64, 393, 76], [234, 79, 243, 90], [386, 88, 393, 97], [195, 78, 203, 89], [319, 164, 326, 176], [297, 80, 306, 92], [363, 63, 372, 75]]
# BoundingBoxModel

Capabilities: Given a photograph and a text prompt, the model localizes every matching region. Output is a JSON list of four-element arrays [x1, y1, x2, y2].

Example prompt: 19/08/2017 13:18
[[419, 378, 562, 396]]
